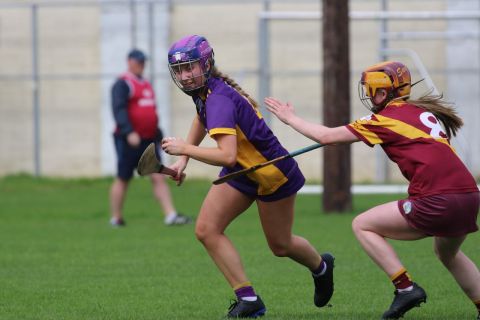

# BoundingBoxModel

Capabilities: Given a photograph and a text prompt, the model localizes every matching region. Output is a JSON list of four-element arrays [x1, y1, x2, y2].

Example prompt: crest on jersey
[[403, 201, 412, 214], [359, 114, 373, 121]]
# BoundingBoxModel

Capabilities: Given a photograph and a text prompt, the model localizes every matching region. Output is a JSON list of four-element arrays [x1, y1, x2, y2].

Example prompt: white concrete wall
[[0, 0, 479, 182], [447, 0, 480, 172], [99, 2, 171, 176]]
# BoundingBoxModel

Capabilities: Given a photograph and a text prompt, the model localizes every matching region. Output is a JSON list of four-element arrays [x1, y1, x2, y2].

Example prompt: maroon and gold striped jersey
[[346, 101, 478, 197]]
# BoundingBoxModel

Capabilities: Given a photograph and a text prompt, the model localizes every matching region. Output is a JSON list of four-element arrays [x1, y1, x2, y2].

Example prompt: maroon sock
[[391, 268, 413, 290]]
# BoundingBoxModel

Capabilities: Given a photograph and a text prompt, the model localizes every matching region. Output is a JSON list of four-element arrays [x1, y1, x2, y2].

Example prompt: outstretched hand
[[264, 97, 296, 125]]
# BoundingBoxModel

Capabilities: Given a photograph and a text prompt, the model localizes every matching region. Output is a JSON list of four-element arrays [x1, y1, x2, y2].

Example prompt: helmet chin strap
[[184, 86, 207, 97]]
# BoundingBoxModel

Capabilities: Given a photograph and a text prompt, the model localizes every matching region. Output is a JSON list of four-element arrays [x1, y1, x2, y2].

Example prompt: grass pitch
[[0, 175, 478, 319]]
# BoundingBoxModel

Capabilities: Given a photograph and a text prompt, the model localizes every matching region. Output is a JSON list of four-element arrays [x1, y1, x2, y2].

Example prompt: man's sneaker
[[165, 213, 193, 226], [382, 283, 427, 319], [110, 217, 126, 227], [227, 296, 266, 318], [313, 253, 335, 307]]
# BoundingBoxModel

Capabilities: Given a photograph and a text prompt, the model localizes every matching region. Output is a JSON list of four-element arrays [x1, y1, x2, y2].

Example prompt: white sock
[[317, 264, 327, 276], [241, 296, 258, 302], [397, 285, 414, 293], [164, 212, 178, 224], [313, 261, 327, 277]]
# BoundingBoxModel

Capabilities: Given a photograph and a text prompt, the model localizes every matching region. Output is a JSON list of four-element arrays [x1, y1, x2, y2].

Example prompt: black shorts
[[114, 134, 161, 180]]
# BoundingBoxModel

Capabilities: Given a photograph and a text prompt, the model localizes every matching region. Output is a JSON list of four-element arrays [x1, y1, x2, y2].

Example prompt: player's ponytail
[[211, 66, 259, 109], [407, 92, 463, 138]]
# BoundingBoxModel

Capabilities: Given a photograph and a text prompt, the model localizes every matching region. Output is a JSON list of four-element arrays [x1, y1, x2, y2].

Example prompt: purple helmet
[[167, 35, 214, 94]]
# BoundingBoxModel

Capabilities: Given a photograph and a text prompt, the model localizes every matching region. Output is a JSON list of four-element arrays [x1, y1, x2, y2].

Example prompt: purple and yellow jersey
[[197, 77, 304, 196], [346, 101, 478, 197]]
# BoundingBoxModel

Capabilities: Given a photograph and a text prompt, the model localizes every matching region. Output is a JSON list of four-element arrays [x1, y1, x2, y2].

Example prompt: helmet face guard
[[168, 59, 206, 93], [358, 61, 411, 112], [358, 71, 394, 112], [167, 35, 214, 95]]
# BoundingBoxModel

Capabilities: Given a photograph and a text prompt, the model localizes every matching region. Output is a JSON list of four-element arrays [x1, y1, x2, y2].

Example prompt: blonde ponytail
[[211, 66, 259, 109]]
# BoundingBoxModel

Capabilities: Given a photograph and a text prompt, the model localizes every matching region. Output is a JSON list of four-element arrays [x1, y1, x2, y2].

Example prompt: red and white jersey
[[121, 72, 158, 139], [346, 101, 478, 197]]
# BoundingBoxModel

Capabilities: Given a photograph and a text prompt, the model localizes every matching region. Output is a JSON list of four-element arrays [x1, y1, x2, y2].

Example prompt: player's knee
[[268, 242, 290, 257], [351, 215, 364, 235], [194, 222, 218, 244], [194, 223, 208, 243]]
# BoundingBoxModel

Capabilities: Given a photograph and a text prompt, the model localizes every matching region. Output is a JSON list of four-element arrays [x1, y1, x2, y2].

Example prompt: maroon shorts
[[398, 192, 479, 237]]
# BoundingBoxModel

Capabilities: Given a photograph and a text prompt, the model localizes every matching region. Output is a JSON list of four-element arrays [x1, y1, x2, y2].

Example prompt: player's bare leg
[[257, 195, 321, 268], [352, 201, 426, 273], [195, 183, 253, 286], [257, 195, 334, 307], [195, 183, 266, 317], [109, 177, 129, 226], [434, 236, 480, 312], [352, 201, 427, 319]]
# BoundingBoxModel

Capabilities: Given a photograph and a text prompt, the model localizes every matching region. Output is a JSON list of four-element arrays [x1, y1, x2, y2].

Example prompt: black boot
[[227, 296, 266, 318], [312, 253, 335, 307], [382, 283, 427, 319]]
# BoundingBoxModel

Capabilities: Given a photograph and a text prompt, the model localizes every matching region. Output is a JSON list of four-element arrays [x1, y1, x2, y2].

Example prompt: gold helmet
[[358, 61, 411, 112]]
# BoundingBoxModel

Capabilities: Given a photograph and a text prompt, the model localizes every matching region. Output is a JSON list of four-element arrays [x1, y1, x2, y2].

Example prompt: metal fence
[[259, 2, 480, 182], [1, 0, 479, 182]]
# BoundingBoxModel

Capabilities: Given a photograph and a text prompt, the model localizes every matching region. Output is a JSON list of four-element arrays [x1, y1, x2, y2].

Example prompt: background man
[[109, 49, 192, 227]]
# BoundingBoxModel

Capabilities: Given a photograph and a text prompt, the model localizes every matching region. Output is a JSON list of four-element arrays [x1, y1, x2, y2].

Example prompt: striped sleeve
[[347, 115, 384, 147]]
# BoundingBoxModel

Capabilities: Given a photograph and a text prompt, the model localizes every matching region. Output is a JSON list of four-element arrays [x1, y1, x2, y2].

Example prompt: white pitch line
[[299, 184, 480, 195]]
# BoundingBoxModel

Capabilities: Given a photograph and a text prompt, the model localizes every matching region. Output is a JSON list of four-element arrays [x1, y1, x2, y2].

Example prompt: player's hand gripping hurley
[[137, 143, 180, 177], [213, 143, 324, 185]]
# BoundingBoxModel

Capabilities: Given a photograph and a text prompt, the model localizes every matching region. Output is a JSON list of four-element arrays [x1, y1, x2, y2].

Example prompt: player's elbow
[[223, 153, 237, 168], [317, 135, 336, 145]]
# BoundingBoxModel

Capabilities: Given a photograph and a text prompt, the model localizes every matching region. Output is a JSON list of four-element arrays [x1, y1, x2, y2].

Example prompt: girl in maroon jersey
[[265, 61, 480, 320]]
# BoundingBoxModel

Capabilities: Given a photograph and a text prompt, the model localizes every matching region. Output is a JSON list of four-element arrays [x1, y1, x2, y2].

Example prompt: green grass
[[0, 175, 478, 319]]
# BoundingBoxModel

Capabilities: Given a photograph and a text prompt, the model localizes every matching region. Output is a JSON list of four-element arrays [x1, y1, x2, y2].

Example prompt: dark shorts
[[398, 192, 479, 237], [226, 161, 305, 202], [114, 134, 160, 180]]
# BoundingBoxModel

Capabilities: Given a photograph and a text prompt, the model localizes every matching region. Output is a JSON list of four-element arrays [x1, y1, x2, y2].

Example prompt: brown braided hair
[[407, 92, 463, 138], [210, 66, 259, 109]]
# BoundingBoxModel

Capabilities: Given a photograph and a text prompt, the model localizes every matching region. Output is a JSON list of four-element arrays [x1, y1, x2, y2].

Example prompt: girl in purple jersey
[[162, 35, 334, 318], [266, 61, 480, 320]]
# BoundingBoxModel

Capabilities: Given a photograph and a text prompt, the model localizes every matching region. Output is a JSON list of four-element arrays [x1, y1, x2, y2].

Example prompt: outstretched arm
[[264, 97, 358, 145]]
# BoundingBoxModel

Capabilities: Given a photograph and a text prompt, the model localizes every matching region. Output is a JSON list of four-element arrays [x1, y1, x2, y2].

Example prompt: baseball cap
[[127, 49, 147, 62]]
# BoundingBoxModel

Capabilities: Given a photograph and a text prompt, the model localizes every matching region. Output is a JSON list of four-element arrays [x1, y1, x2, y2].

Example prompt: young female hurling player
[[265, 61, 480, 320], [161, 35, 334, 318]]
